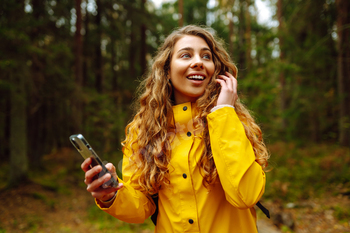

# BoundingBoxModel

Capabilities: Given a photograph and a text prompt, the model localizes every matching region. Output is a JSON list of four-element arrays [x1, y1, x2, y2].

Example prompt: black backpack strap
[[151, 195, 159, 225], [256, 201, 270, 219]]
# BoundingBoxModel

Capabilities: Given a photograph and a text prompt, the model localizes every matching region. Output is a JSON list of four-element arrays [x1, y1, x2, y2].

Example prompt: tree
[[179, 0, 183, 26], [1, 0, 30, 184], [75, 0, 83, 87], [72, 0, 83, 133], [10, 70, 29, 184], [217, 0, 236, 57], [95, 0, 104, 93], [245, 0, 252, 70], [336, 0, 350, 147], [140, 0, 147, 74], [277, 0, 287, 132], [273, 0, 337, 142]]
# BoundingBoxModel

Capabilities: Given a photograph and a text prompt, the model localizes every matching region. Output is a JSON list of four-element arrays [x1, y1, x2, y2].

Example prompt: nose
[[190, 56, 203, 69]]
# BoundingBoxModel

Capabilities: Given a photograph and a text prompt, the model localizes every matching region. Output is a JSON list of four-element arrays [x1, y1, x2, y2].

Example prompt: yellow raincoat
[[96, 103, 266, 233]]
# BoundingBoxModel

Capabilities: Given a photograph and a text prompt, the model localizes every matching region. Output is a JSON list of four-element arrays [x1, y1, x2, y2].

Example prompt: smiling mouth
[[187, 75, 205, 81]]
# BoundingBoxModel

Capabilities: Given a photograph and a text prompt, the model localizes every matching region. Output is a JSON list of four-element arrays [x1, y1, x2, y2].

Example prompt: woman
[[81, 25, 269, 232]]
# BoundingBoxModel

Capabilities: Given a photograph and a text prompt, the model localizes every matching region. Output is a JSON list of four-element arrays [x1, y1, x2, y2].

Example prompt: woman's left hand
[[216, 71, 238, 106]]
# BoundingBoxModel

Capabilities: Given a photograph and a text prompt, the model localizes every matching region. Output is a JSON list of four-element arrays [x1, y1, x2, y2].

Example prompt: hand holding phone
[[70, 134, 119, 189]]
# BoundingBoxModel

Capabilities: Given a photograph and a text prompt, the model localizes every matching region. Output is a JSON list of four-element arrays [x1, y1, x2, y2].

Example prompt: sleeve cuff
[[210, 104, 235, 113]]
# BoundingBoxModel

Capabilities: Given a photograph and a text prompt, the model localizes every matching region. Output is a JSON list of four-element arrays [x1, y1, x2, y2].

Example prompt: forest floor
[[0, 148, 349, 233]]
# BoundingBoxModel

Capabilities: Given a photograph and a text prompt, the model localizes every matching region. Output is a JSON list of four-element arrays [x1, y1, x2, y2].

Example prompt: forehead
[[173, 35, 210, 51]]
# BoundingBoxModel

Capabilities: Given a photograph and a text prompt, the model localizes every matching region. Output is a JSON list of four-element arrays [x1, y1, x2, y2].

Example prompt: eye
[[181, 53, 191, 58], [203, 54, 211, 60]]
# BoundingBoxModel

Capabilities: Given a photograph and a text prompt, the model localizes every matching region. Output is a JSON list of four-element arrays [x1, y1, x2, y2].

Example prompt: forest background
[[0, 0, 350, 232]]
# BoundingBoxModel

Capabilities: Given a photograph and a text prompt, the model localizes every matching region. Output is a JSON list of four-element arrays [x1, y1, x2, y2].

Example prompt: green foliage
[[274, 0, 338, 142], [182, 0, 209, 25], [281, 225, 295, 233], [265, 142, 350, 202], [31, 192, 57, 209], [0, 0, 347, 208], [21, 214, 43, 232], [334, 205, 350, 223]]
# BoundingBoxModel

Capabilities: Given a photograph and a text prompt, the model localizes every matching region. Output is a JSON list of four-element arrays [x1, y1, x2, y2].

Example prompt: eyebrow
[[177, 47, 212, 54]]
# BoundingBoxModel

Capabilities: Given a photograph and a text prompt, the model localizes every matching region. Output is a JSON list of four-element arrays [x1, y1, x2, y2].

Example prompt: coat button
[[189, 219, 194, 224], [183, 173, 187, 179], [187, 132, 191, 137], [183, 106, 187, 111]]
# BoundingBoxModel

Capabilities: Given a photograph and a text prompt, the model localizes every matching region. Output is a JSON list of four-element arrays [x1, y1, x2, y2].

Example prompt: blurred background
[[0, 0, 349, 232]]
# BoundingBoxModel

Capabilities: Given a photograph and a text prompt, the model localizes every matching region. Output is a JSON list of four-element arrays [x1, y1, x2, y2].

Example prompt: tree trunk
[[277, 0, 287, 132], [179, 0, 184, 27], [238, 0, 246, 75], [83, 2, 90, 87], [72, 0, 83, 133], [336, 0, 350, 147], [29, 0, 48, 165], [129, 16, 136, 79], [10, 73, 28, 185], [75, 0, 83, 86], [140, 0, 147, 75], [229, 13, 234, 58], [111, 36, 118, 93], [225, 0, 235, 59], [95, 0, 103, 93], [245, 0, 252, 70], [1, 90, 11, 161]]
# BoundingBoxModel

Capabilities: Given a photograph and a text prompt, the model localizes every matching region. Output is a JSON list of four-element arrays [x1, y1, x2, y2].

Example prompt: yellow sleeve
[[95, 146, 156, 223], [207, 107, 266, 209]]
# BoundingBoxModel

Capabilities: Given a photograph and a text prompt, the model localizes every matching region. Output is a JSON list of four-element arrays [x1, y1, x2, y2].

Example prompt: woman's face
[[169, 35, 215, 105]]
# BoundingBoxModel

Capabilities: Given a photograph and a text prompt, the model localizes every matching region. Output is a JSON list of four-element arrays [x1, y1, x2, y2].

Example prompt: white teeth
[[188, 75, 204, 80]]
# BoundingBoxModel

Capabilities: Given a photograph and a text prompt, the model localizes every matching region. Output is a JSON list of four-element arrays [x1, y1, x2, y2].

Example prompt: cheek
[[206, 65, 216, 85], [169, 61, 182, 78], [208, 63, 215, 77]]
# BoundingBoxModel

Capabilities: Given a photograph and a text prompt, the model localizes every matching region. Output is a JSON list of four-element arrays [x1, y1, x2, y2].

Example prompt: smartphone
[[69, 134, 118, 188]]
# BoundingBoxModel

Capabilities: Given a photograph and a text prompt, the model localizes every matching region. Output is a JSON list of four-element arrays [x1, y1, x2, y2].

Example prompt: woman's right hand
[[81, 157, 124, 205], [216, 71, 238, 106]]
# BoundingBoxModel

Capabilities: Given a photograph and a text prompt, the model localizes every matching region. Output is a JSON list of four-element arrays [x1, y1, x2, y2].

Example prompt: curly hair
[[122, 25, 269, 195]]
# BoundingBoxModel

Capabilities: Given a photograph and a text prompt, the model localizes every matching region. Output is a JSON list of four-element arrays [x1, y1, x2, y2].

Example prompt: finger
[[85, 165, 102, 185], [220, 72, 237, 93], [81, 157, 92, 172], [225, 72, 237, 91], [91, 183, 124, 200], [216, 78, 226, 88], [225, 71, 235, 79], [89, 178, 124, 200], [105, 163, 118, 180], [92, 190, 115, 201], [105, 163, 116, 173], [94, 183, 124, 198], [105, 163, 117, 176], [217, 75, 233, 91], [87, 172, 111, 192]]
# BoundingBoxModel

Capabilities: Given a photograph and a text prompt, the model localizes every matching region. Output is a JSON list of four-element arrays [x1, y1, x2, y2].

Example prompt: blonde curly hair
[[122, 25, 269, 195]]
